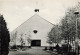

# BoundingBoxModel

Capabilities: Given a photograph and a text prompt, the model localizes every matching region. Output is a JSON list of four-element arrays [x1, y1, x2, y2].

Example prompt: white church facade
[[10, 14, 54, 46]]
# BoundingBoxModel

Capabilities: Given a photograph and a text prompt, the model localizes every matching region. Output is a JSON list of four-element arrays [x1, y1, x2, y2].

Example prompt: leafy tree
[[61, 2, 80, 44], [60, 2, 80, 53], [47, 2, 80, 47], [47, 25, 62, 45]]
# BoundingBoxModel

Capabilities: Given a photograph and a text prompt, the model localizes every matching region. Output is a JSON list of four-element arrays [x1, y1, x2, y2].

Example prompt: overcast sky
[[0, 0, 80, 32]]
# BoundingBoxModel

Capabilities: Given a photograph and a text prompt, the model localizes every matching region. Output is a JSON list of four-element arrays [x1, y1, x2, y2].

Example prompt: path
[[8, 47, 53, 55]]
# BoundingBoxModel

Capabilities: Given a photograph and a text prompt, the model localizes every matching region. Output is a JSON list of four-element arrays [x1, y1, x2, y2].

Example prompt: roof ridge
[[36, 14, 54, 25]]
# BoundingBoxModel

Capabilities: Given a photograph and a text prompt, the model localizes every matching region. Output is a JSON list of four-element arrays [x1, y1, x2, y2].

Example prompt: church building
[[10, 11, 54, 46]]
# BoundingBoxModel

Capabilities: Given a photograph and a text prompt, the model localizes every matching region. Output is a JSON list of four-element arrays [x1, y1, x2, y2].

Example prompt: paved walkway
[[8, 47, 52, 55]]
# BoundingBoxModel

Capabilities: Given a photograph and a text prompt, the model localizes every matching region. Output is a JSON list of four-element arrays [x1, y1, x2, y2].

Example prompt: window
[[33, 30, 38, 34]]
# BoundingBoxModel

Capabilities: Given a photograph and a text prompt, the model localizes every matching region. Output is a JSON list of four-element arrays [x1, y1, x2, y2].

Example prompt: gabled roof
[[11, 14, 54, 33]]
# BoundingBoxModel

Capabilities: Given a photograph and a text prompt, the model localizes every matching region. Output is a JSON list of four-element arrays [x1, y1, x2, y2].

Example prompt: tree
[[61, 2, 80, 44], [0, 15, 10, 55], [27, 36, 31, 46], [20, 33, 25, 47], [47, 25, 62, 46], [60, 2, 80, 53], [26, 31, 31, 46]]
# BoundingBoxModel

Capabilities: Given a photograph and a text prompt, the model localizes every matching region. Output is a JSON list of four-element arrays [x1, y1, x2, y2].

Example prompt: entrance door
[[31, 40, 41, 46]]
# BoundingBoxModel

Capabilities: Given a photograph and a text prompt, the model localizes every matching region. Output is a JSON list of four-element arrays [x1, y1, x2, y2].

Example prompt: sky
[[0, 0, 80, 32]]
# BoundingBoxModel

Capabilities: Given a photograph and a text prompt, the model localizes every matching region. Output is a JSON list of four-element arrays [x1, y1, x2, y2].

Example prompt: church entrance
[[31, 40, 41, 46]]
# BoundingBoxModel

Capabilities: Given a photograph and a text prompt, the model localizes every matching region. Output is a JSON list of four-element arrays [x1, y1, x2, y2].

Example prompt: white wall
[[10, 14, 54, 46]]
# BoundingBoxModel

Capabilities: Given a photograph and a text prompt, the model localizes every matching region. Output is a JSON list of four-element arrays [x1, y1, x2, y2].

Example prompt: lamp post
[[74, 11, 79, 39], [74, 11, 79, 55]]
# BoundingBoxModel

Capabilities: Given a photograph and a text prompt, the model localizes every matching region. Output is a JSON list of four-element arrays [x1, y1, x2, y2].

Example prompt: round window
[[33, 30, 38, 34]]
